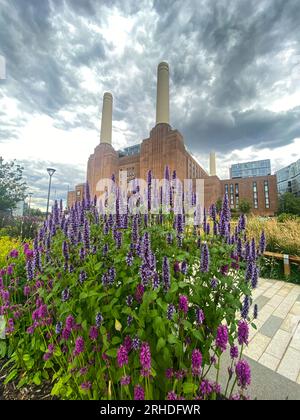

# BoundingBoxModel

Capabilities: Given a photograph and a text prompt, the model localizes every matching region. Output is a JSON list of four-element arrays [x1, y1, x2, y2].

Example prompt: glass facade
[[118, 144, 141, 157], [264, 180, 270, 209], [230, 159, 271, 179], [276, 159, 300, 197]]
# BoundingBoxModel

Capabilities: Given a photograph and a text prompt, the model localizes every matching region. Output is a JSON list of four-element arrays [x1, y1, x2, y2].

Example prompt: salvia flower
[[195, 307, 205, 325], [81, 381, 92, 391], [61, 288, 70, 302], [89, 326, 98, 341], [167, 304, 176, 320], [179, 295, 189, 314], [230, 345, 239, 359], [117, 345, 128, 368], [74, 336, 85, 356], [236, 359, 251, 389], [55, 321, 62, 335], [167, 391, 178, 400], [253, 304, 258, 319], [120, 375, 131, 386], [259, 230, 266, 254], [210, 277, 218, 289], [134, 385, 145, 400], [238, 320, 249, 346], [191, 349, 202, 376], [66, 315, 75, 331], [199, 379, 213, 396], [162, 256, 171, 291], [132, 336, 141, 351], [126, 295, 133, 307], [215, 325, 228, 352], [140, 342, 151, 374], [200, 243, 210, 272], [95, 312, 103, 327], [241, 295, 250, 319]]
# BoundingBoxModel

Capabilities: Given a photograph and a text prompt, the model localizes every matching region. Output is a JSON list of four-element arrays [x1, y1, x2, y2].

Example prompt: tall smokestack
[[156, 62, 169, 125], [210, 152, 216, 176], [100, 92, 113, 144]]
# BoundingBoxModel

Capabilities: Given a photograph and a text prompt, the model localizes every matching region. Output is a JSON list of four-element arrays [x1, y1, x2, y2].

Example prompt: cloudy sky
[[1, 0, 300, 209]]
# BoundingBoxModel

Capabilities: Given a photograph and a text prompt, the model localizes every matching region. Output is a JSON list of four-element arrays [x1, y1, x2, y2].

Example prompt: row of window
[[225, 180, 270, 209]]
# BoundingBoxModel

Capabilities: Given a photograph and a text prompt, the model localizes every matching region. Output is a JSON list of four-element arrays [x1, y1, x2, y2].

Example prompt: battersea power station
[[67, 62, 278, 215]]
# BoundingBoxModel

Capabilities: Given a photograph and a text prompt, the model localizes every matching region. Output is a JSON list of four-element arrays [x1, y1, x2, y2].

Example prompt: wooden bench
[[263, 251, 300, 277]]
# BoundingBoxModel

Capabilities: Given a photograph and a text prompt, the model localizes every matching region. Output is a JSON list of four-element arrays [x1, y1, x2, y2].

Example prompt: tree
[[216, 198, 222, 213], [239, 199, 251, 215], [278, 192, 300, 216], [0, 158, 27, 212]]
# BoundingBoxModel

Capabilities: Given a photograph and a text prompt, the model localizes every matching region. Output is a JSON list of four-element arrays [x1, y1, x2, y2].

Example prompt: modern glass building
[[276, 159, 300, 197], [230, 159, 271, 179]]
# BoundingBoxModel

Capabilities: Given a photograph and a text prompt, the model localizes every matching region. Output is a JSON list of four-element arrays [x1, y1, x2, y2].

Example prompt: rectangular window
[[253, 182, 258, 208], [264, 180, 270, 208], [225, 184, 228, 194], [230, 184, 234, 207]]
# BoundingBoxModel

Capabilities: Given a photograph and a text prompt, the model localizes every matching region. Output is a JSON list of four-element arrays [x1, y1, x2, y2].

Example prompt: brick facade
[[67, 123, 278, 216]]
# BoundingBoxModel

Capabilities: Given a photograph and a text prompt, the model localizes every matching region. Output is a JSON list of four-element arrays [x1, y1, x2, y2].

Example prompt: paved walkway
[[244, 278, 300, 384]]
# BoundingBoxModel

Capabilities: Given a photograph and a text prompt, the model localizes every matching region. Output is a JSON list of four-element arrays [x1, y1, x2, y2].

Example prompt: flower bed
[[0, 180, 264, 400]]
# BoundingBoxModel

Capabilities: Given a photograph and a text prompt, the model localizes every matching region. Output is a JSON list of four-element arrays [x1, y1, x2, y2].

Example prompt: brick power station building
[[67, 62, 278, 216]]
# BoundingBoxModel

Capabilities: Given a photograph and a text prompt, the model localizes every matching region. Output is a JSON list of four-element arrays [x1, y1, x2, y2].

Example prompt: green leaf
[[4, 369, 18, 384], [0, 340, 7, 357], [167, 334, 178, 345], [32, 371, 42, 386], [105, 348, 117, 358], [251, 323, 257, 330], [183, 382, 197, 394], [156, 337, 166, 352]]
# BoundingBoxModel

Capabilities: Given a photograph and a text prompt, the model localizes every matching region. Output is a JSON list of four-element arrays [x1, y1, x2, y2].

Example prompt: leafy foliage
[[0, 158, 27, 211]]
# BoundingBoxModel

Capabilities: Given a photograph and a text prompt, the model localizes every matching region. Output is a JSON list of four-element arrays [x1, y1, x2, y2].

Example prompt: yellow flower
[[115, 319, 122, 331]]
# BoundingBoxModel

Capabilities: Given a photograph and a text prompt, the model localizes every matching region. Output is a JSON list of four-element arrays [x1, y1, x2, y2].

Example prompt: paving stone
[[268, 294, 285, 309], [297, 294, 300, 303], [277, 347, 300, 382], [254, 295, 269, 311], [290, 324, 300, 351], [281, 314, 300, 334], [244, 333, 271, 361], [259, 353, 281, 371], [260, 315, 284, 338], [298, 373, 300, 385], [290, 302, 300, 316], [265, 329, 292, 359]]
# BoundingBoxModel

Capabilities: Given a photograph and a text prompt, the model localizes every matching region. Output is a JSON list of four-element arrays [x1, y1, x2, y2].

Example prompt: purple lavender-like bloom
[[134, 385, 145, 400], [200, 243, 210, 272], [230, 345, 239, 359], [238, 320, 249, 346], [215, 325, 228, 352], [181, 261, 188, 275], [250, 238, 257, 261], [126, 295, 133, 306], [135, 284, 144, 303], [103, 243, 109, 256], [62, 241, 69, 261], [126, 251, 133, 266], [245, 260, 254, 283], [259, 230, 266, 254], [241, 296, 250, 319], [117, 345, 128, 368], [152, 272, 160, 289], [237, 238, 242, 257], [24, 285, 30, 297], [61, 288, 70, 302], [89, 326, 98, 341], [127, 315, 133, 326], [237, 214, 246, 232], [251, 265, 259, 289], [195, 307, 205, 325], [191, 349, 202, 376], [120, 375, 131, 386], [162, 256, 171, 291], [140, 342, 151, 372], [66, 315, 75, 331], [167, 304, 176, 320], [210, 277, 218, 289], [179, 295, 189, 314], [79, 270, 87, 285], [166, 233, 173, 244], [167, 391, 178, 400], [74, 336, 85, 355], [199, 380, 213, 396], [253, 304, 258, 319], [9, 249, 19, 258], [95, 312, 103, 327], [132, 336, 140, 351], [124, 335, 132, 353], [55, 321, 62, 335], [83, 219, 90, 250], [236, 359, 251, 389], [108, 267, 116, 285]]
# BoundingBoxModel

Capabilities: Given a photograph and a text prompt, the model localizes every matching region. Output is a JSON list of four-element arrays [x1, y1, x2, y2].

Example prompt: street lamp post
[[46, 168, 56, 217]]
